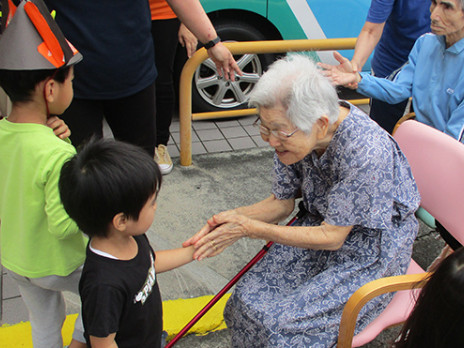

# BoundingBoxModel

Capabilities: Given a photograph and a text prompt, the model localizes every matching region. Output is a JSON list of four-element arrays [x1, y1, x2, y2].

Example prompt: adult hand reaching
[[178, 23, 198, 58], [318, 51, 361, 89], [183, 210, 251, 260], [206, 42, 242, 82]]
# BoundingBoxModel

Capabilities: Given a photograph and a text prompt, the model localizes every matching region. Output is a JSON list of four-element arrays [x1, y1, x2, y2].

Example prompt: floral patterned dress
[[224, 103, 420, 347]]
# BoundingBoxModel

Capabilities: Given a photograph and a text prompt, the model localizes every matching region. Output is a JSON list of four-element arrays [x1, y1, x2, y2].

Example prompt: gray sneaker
[[155, 145, 173, 175]]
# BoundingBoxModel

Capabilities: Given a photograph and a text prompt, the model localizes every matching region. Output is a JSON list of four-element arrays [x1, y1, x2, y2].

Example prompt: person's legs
[[369, 98, 409, 134], [151, 18, 181, 146], [7, 266, 84, 348], [59, 98, 105, 149], [54, 266, 85, 347], [103, 82, 157, 156]]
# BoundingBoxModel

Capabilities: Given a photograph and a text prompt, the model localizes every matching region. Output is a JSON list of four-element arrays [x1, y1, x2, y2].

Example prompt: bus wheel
[[192, 19, 278, 113]]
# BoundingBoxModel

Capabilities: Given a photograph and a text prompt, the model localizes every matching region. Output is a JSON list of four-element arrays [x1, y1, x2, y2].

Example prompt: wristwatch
[[203, 36, 221, 49]]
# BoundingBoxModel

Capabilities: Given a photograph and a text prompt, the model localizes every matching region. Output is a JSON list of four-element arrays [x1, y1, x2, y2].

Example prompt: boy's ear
[[42, 79, 56, 103], [112, 212, 127, 232]]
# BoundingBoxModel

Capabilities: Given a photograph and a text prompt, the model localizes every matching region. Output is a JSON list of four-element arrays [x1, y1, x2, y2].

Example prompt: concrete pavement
[[0, 123, 444, 347]]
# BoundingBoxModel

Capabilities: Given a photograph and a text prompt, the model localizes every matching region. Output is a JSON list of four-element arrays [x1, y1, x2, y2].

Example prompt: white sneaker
[[155, 145, 173, 175]]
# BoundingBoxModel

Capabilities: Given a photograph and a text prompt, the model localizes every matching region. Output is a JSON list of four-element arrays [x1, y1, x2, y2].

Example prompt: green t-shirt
[[0, 119, 86, 277]]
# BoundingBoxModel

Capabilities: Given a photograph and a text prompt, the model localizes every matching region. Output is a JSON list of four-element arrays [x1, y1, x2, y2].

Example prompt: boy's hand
[[47, 116, 71, 140]]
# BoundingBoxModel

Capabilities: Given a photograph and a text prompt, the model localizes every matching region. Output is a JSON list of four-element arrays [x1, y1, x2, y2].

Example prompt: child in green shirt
[[0, 1, 86, 347]]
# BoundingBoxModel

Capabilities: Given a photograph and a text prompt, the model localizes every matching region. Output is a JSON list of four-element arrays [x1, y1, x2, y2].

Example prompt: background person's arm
[[166, 0, 242, 80], [351, 21, 385, 72], [178, 23, 198, 58]]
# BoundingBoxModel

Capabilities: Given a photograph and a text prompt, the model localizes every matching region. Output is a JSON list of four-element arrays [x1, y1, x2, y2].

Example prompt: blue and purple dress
[[224, 103, 420, 347]]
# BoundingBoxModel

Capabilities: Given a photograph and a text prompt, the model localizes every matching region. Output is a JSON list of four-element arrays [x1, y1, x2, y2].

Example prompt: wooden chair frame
[[337, 272, 430, 347]]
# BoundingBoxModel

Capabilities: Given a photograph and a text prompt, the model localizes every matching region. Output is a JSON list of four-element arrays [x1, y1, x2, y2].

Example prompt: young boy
[[59, 138, 196, 348], [0, 1, 87, 347]]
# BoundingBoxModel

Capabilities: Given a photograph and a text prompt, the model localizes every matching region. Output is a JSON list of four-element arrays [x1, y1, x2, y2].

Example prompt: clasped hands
[[183, 210, 251, 261]]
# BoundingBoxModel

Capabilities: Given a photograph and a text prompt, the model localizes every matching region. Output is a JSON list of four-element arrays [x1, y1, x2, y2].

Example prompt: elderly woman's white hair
[[248, 54, 340, 134]]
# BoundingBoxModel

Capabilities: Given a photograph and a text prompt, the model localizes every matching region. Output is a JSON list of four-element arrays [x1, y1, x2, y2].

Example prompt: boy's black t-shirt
[[79, 234, 162, 347]]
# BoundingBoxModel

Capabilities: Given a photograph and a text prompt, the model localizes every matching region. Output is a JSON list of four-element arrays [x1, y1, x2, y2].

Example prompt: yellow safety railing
[[179, 38, 368, 166]]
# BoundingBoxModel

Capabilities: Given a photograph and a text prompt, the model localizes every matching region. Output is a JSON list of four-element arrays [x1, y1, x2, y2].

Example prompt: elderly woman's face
[[430, 0, 464, 44], [258, 105, 319, 165]]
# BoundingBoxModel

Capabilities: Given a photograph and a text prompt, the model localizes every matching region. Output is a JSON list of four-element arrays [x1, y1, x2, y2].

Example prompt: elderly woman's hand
[[318, 51, 361, 89], [184, 211, 252, 260]]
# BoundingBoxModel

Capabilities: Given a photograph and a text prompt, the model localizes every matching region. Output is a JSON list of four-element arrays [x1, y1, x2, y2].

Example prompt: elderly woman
[[183, 55, 420, 347], [320, 0, 464, 142]]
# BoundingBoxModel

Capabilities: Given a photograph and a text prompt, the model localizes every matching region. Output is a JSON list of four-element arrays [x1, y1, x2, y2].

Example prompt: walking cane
[[165, 203, 307, 347]]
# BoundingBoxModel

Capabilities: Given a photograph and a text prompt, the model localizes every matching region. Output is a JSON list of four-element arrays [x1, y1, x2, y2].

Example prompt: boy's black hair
[[0, 66, 71, 103], [59, 138, 162, 238]]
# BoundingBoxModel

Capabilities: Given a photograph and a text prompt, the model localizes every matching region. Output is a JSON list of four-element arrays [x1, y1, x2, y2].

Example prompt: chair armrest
[[337, 272, 430, 347], [392, 112, 415, 135]]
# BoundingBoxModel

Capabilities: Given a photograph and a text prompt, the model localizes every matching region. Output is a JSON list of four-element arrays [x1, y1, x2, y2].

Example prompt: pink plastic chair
[[337, 120, 464, 347]]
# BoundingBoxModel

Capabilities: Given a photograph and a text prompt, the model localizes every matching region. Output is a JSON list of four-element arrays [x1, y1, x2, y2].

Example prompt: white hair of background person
[[248, 54, 340, 134]]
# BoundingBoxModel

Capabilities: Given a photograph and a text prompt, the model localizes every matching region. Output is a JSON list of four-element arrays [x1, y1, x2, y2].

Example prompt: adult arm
[[321, 0, 393, 84], [351, 21, 385, 72], [192, 212, 352, 260], [352, 0, 394, 70], [320, 48, 415, 102], [89, 334, 118, 348], [183, 194, 295, 247], [184, 194, 352, 260], [178, 23, 198, 58], [166, 0, 242, 80], [356, 40, 418, 103]]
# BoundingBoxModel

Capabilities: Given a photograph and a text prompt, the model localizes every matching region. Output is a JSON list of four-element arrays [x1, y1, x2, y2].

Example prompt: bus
[[190, 0, 371, 112]]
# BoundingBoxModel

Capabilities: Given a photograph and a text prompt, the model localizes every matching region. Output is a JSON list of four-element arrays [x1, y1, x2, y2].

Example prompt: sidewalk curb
[[0, 294, 231, 347]]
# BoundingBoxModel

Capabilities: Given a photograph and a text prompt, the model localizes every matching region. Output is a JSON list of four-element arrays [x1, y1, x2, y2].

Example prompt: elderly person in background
[[320, 0, 464, 142], [183, 55, 420, 347]]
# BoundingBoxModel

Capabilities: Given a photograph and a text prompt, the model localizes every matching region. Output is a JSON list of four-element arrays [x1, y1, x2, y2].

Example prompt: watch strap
[[204, 36, 221, 49]]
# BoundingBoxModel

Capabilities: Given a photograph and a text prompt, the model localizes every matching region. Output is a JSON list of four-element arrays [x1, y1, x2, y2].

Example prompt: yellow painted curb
[[0, 293, 230, 347], [0, 314, 78, 347], [163, 293, 230, 340]]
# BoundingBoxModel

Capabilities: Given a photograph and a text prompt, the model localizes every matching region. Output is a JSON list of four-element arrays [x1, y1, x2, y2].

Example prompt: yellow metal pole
[[179, 38, 363, 166], [193, 108, 258, 120], [179, 49, 209, 166], [191, 97, 370, 121]]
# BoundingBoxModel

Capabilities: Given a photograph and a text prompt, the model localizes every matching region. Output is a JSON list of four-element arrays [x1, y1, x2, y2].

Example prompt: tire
[[191, 19, 278, 112]]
